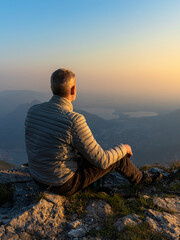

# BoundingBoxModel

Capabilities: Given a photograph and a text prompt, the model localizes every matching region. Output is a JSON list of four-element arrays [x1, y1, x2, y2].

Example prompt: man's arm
[[70, 112, 130, 169]]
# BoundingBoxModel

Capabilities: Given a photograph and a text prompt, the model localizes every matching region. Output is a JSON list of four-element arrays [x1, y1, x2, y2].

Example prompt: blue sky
[[0, 0, 180, 106]]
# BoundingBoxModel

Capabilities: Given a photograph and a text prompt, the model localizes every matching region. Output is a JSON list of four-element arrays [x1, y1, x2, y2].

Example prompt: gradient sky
[[0, 0, 180, 106]]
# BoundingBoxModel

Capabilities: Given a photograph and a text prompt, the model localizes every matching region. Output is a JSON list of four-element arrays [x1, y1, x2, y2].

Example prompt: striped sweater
[[25, 95, 127, 186]]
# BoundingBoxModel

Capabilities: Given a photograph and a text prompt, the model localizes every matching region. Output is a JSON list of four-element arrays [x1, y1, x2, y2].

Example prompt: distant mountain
[[0, 90, 50, 118]]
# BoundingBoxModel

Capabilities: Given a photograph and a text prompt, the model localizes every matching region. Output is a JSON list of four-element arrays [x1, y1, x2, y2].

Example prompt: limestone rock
[[1, 197, 66, 239], [147, 167, 170, 177], [146, 209, 180, 239], [153, 197, 180, 213], [103, 172, 130, 188], [43, 191, 66, 206], [86, 200, 112, 222], [114, 214, 142, 231], [68, 227, 87, 238]]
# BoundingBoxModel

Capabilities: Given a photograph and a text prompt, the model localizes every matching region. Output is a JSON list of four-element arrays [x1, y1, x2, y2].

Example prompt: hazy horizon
[[0, 89, 180, 117], [1, 0, 180, 108]]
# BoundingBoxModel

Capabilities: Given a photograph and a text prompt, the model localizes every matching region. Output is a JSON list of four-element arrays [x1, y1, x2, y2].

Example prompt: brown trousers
[[34, 155, 143, 196]]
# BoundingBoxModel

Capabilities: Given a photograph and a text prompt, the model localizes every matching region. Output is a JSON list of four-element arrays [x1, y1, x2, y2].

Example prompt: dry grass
[[140, 160, 180, 173], [0, 160, 16, 170], [168, 159, 180, 172]]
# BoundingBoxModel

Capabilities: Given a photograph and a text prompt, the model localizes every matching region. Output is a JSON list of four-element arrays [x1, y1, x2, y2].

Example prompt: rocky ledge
[[0, 166, 180, 240]]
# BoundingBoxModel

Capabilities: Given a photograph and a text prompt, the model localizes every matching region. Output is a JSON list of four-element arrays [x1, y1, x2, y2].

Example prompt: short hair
[[50, 68, 75, 97]]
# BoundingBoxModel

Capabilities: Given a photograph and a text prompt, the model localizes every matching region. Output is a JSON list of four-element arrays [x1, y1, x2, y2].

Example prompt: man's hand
[[124, 144, 133, 158]]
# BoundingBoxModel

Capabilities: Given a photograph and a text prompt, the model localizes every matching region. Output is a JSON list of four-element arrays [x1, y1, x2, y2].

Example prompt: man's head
[[50, 68, 76, 102]]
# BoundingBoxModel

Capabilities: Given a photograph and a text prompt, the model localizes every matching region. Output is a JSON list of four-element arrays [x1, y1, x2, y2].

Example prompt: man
[[25, 68, 162, 196]]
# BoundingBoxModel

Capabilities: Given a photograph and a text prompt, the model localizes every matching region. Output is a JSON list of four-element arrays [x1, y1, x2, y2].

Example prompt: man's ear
[[71, 85, 76, 95]]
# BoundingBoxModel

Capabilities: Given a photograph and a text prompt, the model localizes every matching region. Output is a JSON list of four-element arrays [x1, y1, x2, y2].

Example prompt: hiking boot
[[140, 171, 163, 185]]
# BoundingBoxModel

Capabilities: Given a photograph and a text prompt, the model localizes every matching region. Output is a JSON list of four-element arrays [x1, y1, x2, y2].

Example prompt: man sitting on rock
[[25, 68, 162, 196]]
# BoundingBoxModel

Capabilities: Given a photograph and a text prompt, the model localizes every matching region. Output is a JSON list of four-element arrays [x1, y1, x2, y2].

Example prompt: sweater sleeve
[[70, 112, 127, 169]]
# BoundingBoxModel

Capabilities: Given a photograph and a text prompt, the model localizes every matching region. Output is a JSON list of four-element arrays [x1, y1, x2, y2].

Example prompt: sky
[[0, 0, 180, 108]]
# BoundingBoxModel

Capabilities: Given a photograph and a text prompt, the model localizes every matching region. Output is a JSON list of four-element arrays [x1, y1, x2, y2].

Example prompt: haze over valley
[[0, 90, 180, 167]]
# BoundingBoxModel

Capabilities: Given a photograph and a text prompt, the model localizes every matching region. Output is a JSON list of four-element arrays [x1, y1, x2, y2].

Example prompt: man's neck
[[66, 93, 76, 103], [65, 95, 73, 103]]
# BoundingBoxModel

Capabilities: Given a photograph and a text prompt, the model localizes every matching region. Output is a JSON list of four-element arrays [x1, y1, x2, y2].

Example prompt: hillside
[[0, 162, 180, 239], [0, 160, 16, 170]]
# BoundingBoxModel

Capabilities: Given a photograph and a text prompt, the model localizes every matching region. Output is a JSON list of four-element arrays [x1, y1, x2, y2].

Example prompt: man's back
[[25, 95, 78, 185]]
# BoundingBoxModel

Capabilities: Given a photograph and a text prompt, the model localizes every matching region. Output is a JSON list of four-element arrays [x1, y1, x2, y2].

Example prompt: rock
[[162, 172, 170, 177], [145, 197, 180, 239], [142, 195, 150, 199], [103, 172, 130, 188], [148, 167, 170, 177], [68, 227, 86, 238], [18, 232, 32, 240], [43, 191, 66, 206], [13, 181, 40, 210], [0, 225, 20, 240], [67, 219, 82, 229], [0, 167, 67, 239], [2, 197, 65, 239], [146, 209, 180, 239], [148, 167, 163, 174], [147, 167, 170, 177], [86, 200, 112, 222], [153, 197, 180, 213], [114, 214, 142, 231], [0, 167, 32, 183], [0, 213, 11, 224]]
